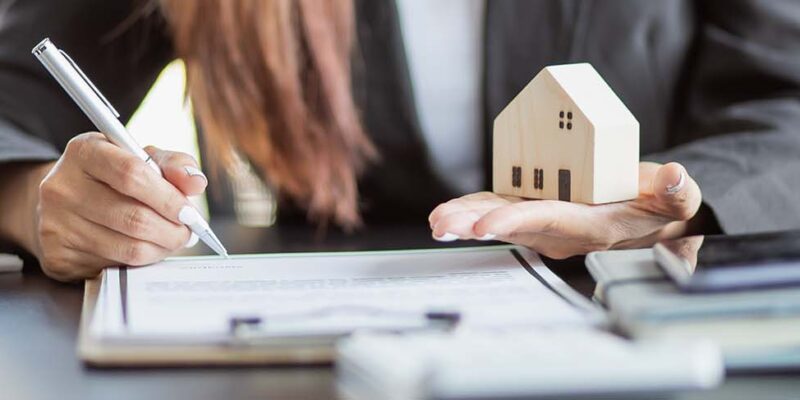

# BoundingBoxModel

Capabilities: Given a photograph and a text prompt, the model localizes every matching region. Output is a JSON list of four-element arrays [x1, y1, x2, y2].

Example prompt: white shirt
[[396, 0, 485, 194]]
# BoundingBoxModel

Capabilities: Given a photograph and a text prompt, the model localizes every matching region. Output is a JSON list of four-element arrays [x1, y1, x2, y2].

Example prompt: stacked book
[[586, 248, 800, 370]]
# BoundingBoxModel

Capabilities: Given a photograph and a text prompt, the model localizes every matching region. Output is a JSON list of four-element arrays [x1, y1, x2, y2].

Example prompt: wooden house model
[[493, 63, 639, 204]]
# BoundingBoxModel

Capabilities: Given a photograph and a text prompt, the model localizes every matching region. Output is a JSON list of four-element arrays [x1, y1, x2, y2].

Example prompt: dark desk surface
[[1, 220, 798, 400]]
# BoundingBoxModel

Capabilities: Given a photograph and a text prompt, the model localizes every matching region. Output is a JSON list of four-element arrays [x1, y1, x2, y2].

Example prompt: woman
[[0, 0, 798, 281]]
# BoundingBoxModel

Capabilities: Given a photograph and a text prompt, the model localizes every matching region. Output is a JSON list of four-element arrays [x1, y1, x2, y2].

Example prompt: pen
[[32, 38, 229, 258]]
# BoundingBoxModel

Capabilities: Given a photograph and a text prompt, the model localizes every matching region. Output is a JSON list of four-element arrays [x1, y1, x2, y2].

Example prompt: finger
[[63, 250, 117, 279], [68, 214, 172, 266], [145, 146, 207, 196], [75, 136, 191, 225], [428, 192, 507, 225], [430, 199, 510, 234], [40, 248, 116, 282], [676, 235, 705, 272], [611, 220, 691, 250], [473, 200, 594, 239], [636, 162, 663, 196], [652, 162, 702, 221], [70, 178, 191, 251], [431, 208, 485, 241]]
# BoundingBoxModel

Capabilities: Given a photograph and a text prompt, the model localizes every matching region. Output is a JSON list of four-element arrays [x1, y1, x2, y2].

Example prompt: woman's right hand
[[34, 132, 208, 281]]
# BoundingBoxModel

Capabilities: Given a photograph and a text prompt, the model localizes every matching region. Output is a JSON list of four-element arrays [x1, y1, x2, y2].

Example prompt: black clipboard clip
[[227, 307, 461, 346]]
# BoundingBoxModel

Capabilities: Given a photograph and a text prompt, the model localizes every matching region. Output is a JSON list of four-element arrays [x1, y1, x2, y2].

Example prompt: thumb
[[652, 162, 702, 221], [144, 146, 207, 197]]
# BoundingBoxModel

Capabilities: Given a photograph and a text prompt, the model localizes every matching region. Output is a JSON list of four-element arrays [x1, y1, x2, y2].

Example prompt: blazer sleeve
[[0, 0, 173, 165], [645, 0, 800, 234]]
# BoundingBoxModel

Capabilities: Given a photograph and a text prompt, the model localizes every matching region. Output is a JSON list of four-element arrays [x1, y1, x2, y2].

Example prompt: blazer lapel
[[353, 0, 455, 221]]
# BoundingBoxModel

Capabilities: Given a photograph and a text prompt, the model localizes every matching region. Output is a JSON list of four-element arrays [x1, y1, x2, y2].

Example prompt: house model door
[[558, 169, 571, 202]]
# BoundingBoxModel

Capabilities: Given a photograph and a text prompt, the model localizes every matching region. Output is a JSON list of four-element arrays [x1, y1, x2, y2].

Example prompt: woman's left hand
[[428, 162, 703, 259]]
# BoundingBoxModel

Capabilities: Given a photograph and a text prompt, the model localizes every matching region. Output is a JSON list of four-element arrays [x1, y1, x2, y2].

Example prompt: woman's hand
[[428, 162, 703, 259], [32, 132, 207, 281]]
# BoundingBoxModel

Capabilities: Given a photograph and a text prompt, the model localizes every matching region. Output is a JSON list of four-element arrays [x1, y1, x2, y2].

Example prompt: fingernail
[[477, 233, 496, 241], [178, 205, 201, 225], [433, 232, 460, 242], [666, 171, 686, 194], [185, 232, 199, 248], [184, 166, 207, 184]]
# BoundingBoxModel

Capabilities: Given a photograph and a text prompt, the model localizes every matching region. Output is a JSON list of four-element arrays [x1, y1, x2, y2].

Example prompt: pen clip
[[59, 50, 120, 118]]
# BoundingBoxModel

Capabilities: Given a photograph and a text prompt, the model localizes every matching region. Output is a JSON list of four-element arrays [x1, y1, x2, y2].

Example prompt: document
[[90, 247, 601, 343]]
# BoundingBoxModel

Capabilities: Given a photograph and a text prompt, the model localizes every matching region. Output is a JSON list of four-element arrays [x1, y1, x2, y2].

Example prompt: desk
[[1, 220, 798, 400]]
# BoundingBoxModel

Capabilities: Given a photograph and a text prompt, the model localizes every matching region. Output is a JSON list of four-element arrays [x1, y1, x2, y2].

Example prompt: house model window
[[558, 111, 573, 130], [492, 63, 639, 204], [511, 166, 522, 188], [533, 168, 543, 190]]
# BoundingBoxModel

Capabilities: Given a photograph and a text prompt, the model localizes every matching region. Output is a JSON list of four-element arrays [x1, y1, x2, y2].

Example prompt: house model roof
[[542, 63, 637, 130]]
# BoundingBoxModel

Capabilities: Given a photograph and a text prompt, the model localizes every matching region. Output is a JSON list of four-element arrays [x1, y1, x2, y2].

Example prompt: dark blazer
[[1, 0, 800, 234]]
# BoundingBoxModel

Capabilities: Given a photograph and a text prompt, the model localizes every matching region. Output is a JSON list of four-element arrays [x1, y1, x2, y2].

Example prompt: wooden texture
[[493, 63, 639, 204]]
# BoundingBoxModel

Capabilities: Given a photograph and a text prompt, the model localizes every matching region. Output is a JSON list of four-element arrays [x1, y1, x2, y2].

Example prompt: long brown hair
[[159, 0, 376, 229]]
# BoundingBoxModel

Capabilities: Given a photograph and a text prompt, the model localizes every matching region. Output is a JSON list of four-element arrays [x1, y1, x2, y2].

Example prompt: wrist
[[0, 162, 54, 256]]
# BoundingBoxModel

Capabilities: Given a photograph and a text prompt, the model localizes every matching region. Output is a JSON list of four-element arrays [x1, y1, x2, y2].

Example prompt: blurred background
[[127, 61, 275, 226]]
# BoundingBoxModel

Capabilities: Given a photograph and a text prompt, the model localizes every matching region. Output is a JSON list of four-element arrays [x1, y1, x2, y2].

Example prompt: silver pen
[[32, 38, 228, 258]]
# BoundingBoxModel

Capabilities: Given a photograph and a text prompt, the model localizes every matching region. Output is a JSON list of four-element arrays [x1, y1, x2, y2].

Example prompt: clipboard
[[79, 276, 462, 367], [78, 272, 341, 366], [78, 247, 601, 367]]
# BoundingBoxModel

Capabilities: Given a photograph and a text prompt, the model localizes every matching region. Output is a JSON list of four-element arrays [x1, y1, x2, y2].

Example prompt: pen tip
[[219, 246, 230, 259], [198, 229, 229, 259]]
